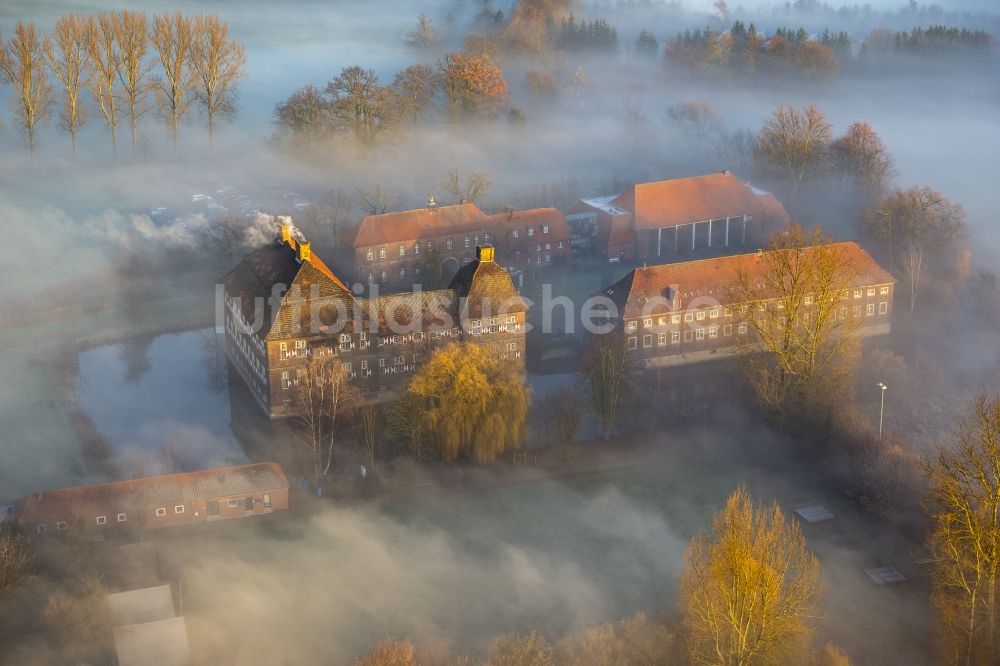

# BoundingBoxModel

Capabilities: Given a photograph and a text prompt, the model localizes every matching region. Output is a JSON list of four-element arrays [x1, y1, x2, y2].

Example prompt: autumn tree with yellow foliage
[[438, 52, 508, 121], [404, 343, 529, 462], [681, 487, 822, 665]]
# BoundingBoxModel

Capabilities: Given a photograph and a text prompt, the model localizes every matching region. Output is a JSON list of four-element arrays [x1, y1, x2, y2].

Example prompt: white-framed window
[[627, 337, 637, 350], [156, 507, 167, 517], [724, 324, 733, 336], [37, 524, 46, 533], [97, 515, 107, 525], [854, 289, 862, 298], [657, 316, 666, 325], [542, 224, 549, 234], [56, 521, 67, 530], [379, 247, 386, 259], [866, 303, 875, 317], [527, 227, 534, 236], [414, 242, 420, 255], [867, 287, 876, 296], [506, 342, 517, 352], [658, 333, 667, 345], [512, 229, 519, 238], [399, 244, 406, 257], [446, 238, 453, 249], [672, 314, 681, 324], [366, 248, 374, 261], [464, 236, 471, 248], [229, 499, 239, 508], [853, 305, 862, 318], [342, 362, 352, 372], [696, 328, 705, 340], [507, 315, 517, 324], [279, 342, 288, 360], [379, 357, 386, 367], [117, 513, 127, 523], [724, 307, 732, 317], [643, 334, 652, 348], [804, 295, 813, 305], [281, 371, 291, 390], [484, 233, 491, 243], [671, 331, 680, 344], [880, 286, 890, 294], [361, 360, 368, 370], [839, 306, 848, 320], [696, 311, 706, 321], [294, 340, 306, 351], [684, 330, 693, 342], [644, 318, 652, 327], [175, 505, 185, 514], [738, 323, 747, 334], [626, 320, 637, 332], [536, 255, 541, 264], [380, 270, 387, 282], [684, 313, 694, 322], [879, 301, 888, 314], [558, 241, 563, 248], [545, 243, 550, 250], [545, 254, 551, 263], [709, 326, 718, 338], [710, 309, 719, 318]]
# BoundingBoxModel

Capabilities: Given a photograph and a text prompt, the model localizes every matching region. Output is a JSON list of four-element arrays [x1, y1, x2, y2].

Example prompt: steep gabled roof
[[604, 242, 895, 319], [344, 203, 490, 247], [449, 246, 526, 319], [614, 172, 766, 229], [224, 236, 364, 340]]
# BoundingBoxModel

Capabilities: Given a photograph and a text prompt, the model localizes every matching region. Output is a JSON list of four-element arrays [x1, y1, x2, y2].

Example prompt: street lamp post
[[878, 382, 888, 440]]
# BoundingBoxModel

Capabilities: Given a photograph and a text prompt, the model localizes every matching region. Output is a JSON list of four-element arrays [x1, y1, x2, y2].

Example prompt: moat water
[[76, 329, 246, 473]]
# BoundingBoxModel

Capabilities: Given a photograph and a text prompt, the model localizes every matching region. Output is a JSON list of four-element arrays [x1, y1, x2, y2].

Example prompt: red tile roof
[[343, 203, 490, 247], [489, 207, 572, 242], [16, 463, 289, 526], [614, 172, 770, 229], [604, 242, 894, 318]]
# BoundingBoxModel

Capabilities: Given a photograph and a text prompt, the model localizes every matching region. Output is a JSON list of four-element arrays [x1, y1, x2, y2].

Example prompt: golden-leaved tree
[[681, 487, 822, 665], [926, 393, 1000, 665], [728, 224, 861, 426], [438, 51, 508, 121], [406, 342, 530, 462]]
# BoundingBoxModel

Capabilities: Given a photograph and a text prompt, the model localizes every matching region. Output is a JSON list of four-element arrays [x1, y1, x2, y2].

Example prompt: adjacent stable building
[[340, 202, 572, 290], [568, 172, 791, 262], [223, 221, 527, 419], [599, 242, 895, 372], [15, 462, 289, 538]]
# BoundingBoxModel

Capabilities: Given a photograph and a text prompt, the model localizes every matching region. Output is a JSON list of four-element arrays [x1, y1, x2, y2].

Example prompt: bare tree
[[926, 393, 1000, 666], [292, 354, 359, 491], [272, 84, 332, 147], [44, 14, 90, 157], [681, 487, 822, 665], [440, 168, 493, 205], [388, 393, 432, 462], [407, 12, 440, 49], [830, 121, 895, 206], [753, 104, 832, 201], [666, 100, 721, 149], [113, 10, 152, 158], [150, 11, 196, 153], [326, 66, 391, 144], [539, 386, 584, 460], [84, 13, 120, 157], [190, 13, 246, 146], [357, 404, 380, 476], [356, 185, 398, 215], [0, 532, 32, 599], [584, 331, 628, 440], [861, 186, 965, 314], [391, 64, 435, 125], [728, 224, 861, 425], [0, 22, 53, 158]]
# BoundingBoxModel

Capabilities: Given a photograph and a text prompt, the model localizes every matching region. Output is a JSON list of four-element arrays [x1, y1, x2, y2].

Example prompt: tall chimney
[[297, 240, 311, 264], [476, 244, 495, 262], [279, 217, 293, 245]]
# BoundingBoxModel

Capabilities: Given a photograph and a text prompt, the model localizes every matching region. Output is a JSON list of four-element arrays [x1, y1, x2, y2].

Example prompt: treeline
[[273, 54, 511, 149], [665, 21, 993, 79], [549, 14, 618, 53], [0, 12, 245, 158]]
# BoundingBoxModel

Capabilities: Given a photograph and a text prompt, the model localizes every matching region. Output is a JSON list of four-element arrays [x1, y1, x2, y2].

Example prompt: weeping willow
[[407, 342, 530, 462]]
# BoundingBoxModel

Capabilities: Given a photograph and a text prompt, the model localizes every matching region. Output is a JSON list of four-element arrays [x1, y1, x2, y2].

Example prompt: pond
[[76, 329, 247, 474]]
